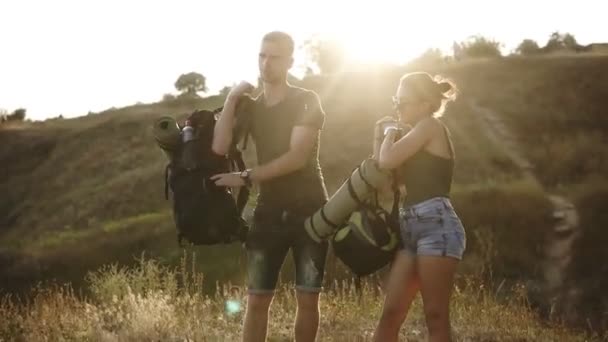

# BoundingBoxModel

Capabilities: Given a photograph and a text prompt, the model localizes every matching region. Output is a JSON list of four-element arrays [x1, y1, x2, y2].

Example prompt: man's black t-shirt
[[249, 85, 328, 208]]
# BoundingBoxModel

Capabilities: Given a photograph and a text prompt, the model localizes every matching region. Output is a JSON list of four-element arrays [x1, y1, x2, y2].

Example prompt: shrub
[[451, 180, 553, 280]]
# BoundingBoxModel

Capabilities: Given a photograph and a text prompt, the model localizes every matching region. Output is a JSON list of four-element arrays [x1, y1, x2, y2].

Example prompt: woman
[[372, 72, 466, 342]]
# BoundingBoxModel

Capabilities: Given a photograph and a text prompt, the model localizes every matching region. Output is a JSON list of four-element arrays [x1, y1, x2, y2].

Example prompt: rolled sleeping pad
[[304, 158, 393, 243], [331, 210, 400, 277], [153, 116, 181, 162]]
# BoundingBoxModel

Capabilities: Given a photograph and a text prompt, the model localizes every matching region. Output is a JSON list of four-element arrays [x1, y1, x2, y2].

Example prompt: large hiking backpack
[[163, 98, 253, 246], [331, 167, 401, 277]]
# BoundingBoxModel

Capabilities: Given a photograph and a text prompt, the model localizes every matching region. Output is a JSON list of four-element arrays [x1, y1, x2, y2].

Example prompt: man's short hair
[[262, 31, 294, 56]]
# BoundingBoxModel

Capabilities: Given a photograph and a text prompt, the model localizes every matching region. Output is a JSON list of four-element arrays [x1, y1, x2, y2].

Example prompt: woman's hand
[[374, 116, 398, 140], [373, 116, 397, 160]]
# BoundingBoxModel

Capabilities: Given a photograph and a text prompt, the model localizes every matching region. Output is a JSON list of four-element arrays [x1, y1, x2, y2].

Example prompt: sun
[[340, 33, 403, 65], [297, 1, 434, 67], [317, 28, 429, 68]]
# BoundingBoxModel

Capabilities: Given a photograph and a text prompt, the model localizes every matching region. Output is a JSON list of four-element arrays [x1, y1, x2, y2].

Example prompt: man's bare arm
[[211, 81, 254, 156], [249, 125, 317, 183]]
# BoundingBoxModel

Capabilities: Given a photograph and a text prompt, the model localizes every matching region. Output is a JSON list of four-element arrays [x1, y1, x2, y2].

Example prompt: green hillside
[[1, 55, 607, 335]]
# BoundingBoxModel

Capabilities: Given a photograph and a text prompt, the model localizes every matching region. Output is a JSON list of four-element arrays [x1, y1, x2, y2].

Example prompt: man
[[210, 31, 329, 342]]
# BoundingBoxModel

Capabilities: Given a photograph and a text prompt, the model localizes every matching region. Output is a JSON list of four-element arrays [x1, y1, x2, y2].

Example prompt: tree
[[544, 32, 581, 52], [452, 41, 463, 61], [174, 72, 207, 95], [457, 35, 502, 58], [515, 39, 541, 55], [302, 36, 347, 74], [7, 108, 26, 121], [414, 48, 444, 64], [162, 93, 176, 102], [219, 85, 233, 97]]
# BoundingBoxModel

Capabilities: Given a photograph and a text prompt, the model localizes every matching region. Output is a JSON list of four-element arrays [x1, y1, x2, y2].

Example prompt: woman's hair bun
[[437, 81, 453, 94]]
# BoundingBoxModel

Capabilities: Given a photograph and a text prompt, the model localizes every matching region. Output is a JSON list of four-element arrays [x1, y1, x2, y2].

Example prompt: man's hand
[[212, 81, 255, 156], [227, 81, 255, 102], [210, 172, 246, 187]]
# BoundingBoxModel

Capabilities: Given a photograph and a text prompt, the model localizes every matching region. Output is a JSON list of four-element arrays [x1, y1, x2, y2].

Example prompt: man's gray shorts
[[245, 203, 328, 294]]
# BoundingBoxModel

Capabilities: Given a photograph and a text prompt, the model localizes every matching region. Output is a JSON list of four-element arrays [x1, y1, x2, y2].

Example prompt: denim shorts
[[244, 202, 328, 294], [399, 197, 466, 260]]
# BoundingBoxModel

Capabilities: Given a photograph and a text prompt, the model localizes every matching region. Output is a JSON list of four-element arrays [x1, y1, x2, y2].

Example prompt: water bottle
[[181, 120, 197, 169], [182, 120, 195, 143]]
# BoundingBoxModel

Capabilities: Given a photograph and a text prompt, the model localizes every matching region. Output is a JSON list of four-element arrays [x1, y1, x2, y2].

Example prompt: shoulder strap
[[233, 95, 256, 151], [389, 172, 401, 230], [440, 121, 455, 159], [228, 149, 250, 215], [164, 163, 171, 200]]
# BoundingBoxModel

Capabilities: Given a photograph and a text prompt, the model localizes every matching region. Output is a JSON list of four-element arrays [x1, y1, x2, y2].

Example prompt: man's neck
[[262, 81, 290, 107]]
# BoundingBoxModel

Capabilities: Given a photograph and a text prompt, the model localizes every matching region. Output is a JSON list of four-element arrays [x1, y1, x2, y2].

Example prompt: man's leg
[[294, 291, 321, 342], [243, 212, 290, 342], [293, 228, 329, 342], [242, 293, 274, 342]]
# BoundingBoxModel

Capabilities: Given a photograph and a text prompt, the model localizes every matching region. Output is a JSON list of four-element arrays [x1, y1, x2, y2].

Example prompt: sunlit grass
[[0, 255, 601, 341]]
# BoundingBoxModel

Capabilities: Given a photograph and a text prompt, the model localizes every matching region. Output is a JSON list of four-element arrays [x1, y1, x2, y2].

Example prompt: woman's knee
[[380, 304, 407, 324], [423, 306, 448, 331]]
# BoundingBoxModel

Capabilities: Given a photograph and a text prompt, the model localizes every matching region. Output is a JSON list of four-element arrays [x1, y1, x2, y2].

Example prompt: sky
[[1, 0, 607, 120]]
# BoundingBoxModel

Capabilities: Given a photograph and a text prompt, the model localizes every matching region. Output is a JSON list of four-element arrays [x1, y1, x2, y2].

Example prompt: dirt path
[[468, 99, 580, 293]]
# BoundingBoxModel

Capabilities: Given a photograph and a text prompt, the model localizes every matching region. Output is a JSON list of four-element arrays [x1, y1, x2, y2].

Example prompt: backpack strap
[[239, 119, 252, 151], [346, 165, 375, 208], [359, 170, 401, 247], [389, 172, 401, 230], [164, 163, 171, 200], [227, 96, 256, 215], [230, 149, 250, 215], [233, 95, 255, 151]]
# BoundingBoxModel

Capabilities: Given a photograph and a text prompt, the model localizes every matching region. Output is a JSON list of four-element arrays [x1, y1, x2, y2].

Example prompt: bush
[[451, 181, 553, 280], [516, 39, 541, 55], [5, 108, 26, 121], [161, 93, 176, 102], [410, 48, 446, 67], [456, 35, 502, 59], [527, 131, 608, 187], [567, 180, 608, 331], [543, 32, 582, 53]]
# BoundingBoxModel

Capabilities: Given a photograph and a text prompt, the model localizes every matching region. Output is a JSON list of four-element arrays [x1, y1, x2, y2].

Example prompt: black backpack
[[332, 167, 402, 277], [164, 98, 253, 246]]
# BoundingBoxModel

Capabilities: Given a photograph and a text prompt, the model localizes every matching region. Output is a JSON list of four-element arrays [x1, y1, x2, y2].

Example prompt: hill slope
[[1, 57, 607, 329]]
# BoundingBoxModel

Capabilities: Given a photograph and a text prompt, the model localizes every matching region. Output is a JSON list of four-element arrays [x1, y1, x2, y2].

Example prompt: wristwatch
[[240, 169, 252, 187]]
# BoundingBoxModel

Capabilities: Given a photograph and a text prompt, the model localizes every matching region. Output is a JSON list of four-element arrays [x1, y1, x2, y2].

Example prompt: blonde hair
[[262, 31, 295, 57], [398, 72, 458, 117]]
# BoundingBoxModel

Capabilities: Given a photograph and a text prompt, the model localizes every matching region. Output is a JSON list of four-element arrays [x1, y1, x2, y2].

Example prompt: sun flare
[[311, 12, 432, 68]]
